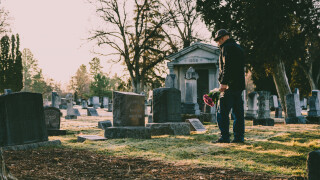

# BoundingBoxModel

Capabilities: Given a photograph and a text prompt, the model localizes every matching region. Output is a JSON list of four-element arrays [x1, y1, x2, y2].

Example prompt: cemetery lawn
[[4, 115, 319, 179]]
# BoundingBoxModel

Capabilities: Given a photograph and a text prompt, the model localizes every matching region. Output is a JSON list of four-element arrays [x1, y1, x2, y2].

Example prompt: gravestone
[[300, 98, 307, 110], [108, 103, 113, 112], [51, 92, 60, 108], [44, 107, 66, 136], [4, 89, 12, 95], [81, 99, 88, 109], [153, 88, 181, 123], [87, 98, 92, 107], [269, 95, 279, 111], [181, 67, 200, 115], [73, 109, 81, 116], [105, 91, 151, 139], [245, 92, 258, 119], [307, 90, 320, 124], [308, 150, 320, 180], [102, 97, 109, 108], [92, 96, 100, 109], [65, 93, 77, 119], [87, 108, 99, 116], [43, 98, 50, 107], [77, 135, 107, 142], [185, 119, 206, 131], [0, 92, 48, 146], [275, 107, 283, 118], [285, 93, 306, 124], [146, 88, 190, 136], [59, 98, 67, 109], [147, 91, 153, 123], [253, 91, 274, 126], [98, 120, 112, 130]]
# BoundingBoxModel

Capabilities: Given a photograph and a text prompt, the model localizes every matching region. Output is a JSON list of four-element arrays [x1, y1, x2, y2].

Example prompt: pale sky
[[1, 0, 213, 89], [1, 0, 118, 87]]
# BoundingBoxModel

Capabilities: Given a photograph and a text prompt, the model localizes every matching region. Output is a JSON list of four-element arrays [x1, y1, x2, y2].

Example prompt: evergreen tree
[[13, 34, 23, 91]]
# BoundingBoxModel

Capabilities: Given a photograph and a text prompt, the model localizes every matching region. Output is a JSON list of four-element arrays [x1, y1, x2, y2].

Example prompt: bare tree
[[0, 8, 11, 35], [89, 0, 172, 93], [163, 0, 208, 51]]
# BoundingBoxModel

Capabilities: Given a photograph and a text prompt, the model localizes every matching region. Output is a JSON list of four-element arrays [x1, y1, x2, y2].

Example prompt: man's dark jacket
[[218, 38, 245, 91]]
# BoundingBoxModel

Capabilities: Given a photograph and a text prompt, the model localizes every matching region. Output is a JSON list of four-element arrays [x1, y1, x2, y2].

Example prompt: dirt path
[[2, 147, 303, 180]]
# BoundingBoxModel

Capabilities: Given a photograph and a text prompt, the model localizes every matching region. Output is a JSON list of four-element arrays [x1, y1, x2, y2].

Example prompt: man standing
[[213, 29, 245, 143]]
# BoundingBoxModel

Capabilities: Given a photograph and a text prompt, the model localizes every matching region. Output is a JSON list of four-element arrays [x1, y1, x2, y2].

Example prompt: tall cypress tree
[[0, 34, 23, 92], [13, 34, 23, 91]]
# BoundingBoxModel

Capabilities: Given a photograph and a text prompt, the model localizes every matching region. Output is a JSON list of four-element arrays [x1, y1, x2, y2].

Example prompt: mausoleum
[[166, 42, 220, 112]]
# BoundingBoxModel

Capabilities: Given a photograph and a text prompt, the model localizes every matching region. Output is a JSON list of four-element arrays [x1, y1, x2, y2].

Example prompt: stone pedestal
[[105, 127, 151, 139], [146, 123, 190, 136], [285, 93, 306, 124], [253, 91, 274, 126], [245, 92, 258, 119]]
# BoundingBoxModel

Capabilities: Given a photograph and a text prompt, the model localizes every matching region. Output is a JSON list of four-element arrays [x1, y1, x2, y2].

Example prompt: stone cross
[[182, 67, 200, 115]]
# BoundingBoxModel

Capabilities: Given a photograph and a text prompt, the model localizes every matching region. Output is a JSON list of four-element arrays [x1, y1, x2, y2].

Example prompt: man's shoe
[[231, 139, 244, 143], [212, 137, 230, 143]]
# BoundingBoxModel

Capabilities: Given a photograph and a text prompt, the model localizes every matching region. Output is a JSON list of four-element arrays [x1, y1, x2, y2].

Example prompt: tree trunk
[[272, 59, 292, 118], [1, 148, 17, 180], [305, 72, 317, 91]]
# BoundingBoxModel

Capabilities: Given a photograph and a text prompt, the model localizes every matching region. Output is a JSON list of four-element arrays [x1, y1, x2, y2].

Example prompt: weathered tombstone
[[165, 74, 176, 88], [253, 91, 274, 126], [0, 92, 48, 146], [300, 98, 307, 110], [101, 97, 109, 108], [146, 88, 190, 136], [269, 95, 279, 111], [65, 93, 77, 119], [51, 92, 61, 108], [59, 98, 67, 109], [245, 92, 258, 119], [4, 89, 12, 95], [92, 96, 100, 109], [105, 91, 151, 139], [44, 107, 66, 136], [275, 107, 283, 118], [185, 119, 206, 131], [308, 150, 320, 180], [73, 109, 81, 116], [87, 107, 99, 116], [108, 103, 113, 112], [98, 120, 112, 130], [181, 67, 200, 115], [285, 93, 306, 124], [307, 90, 320, 124], [81, 99, 88, 109]]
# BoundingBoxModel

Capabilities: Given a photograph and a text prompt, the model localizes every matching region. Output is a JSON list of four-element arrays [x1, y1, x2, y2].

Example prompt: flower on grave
[[203, 88, 220, 107]]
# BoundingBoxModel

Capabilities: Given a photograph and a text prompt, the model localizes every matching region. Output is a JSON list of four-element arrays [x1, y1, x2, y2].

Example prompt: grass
[[49, 115, 320, 177]]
